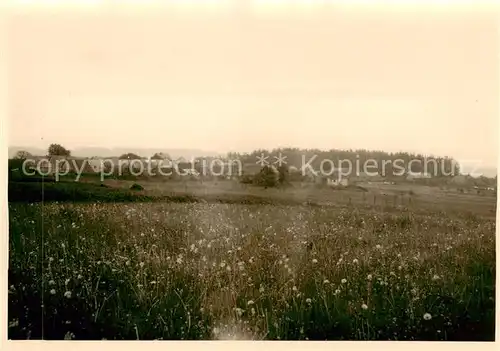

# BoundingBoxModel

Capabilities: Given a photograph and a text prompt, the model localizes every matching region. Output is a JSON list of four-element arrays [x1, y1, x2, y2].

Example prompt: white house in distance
[[315, 168, 351, 187], [326, 177, 349, 187], [406, 171, 432, 180]]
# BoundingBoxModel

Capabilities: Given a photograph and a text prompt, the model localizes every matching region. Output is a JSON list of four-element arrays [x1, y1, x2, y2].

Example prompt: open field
[[8, 179, 496, 340], [9, 176, 495, 216]]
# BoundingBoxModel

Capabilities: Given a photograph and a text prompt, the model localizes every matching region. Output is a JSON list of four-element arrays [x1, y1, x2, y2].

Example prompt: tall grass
[[8, 202, 495, 340]]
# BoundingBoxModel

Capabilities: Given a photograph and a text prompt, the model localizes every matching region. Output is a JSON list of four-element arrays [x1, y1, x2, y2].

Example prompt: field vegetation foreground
[[8, 198, 496, 340]]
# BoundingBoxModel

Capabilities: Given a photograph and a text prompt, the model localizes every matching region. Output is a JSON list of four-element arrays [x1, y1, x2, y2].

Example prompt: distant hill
[[459, 165, 497, 178], [8, 146, 222, 161], [8, 146, 47, 158]]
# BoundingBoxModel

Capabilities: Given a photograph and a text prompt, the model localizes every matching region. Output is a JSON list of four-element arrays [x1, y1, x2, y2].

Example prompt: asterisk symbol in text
[[273, 153, 287, 167], [256, 153, 270, 166]]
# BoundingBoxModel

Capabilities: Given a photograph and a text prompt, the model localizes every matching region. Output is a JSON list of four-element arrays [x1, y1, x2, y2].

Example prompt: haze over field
[[6, 3, 498, 174]]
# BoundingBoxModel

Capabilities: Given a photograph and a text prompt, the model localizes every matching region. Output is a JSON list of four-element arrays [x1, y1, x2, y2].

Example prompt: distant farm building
[[315, 176, 349, 187], [315, 168, 351, 187]]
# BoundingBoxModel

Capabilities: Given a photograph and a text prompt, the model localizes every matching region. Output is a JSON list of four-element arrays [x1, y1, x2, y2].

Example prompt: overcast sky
[[6, 2, 498, 167]]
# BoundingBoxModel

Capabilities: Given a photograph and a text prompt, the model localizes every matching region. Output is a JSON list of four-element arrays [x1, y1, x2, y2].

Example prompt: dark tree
[[48, 144, 71, 157], [14, 150, 32, 160], [278, 165, 289, 185], [254, 166, 279, 188], [151, 152, 170, 160]]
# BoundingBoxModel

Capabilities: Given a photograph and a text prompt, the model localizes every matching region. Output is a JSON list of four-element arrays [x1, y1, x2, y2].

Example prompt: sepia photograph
[[4, 0, 498, 343]]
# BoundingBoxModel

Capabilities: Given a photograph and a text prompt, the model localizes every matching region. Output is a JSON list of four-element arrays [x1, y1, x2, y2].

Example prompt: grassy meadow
[[8, 182, 496, 340]]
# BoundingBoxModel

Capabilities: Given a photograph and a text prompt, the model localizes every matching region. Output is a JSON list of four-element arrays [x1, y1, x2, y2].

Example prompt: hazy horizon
[[6, 3, 499, 168]]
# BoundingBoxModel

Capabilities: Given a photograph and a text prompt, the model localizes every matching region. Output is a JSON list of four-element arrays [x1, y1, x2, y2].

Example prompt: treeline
[[11, 144, 461, 178], [227, 148, 460, 177]]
